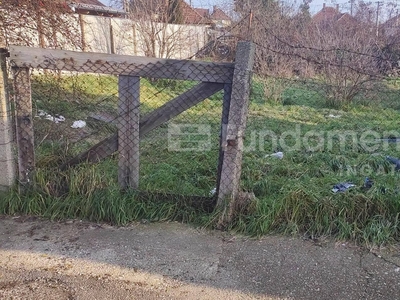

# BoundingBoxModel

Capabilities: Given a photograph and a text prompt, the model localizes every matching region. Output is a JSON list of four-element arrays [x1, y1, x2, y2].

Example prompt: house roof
[[194, 8, 209, 18], [180, 2, 231, 25], [210, 7, 231, 21], [312, 5, 357, 27], [312, 6, 341, 24], [72, 0, 104, 6], [68, 0, 125, 16], [382, 15, 400, 28], [380, 15, 400, 37], [181, 1, 211, 24]]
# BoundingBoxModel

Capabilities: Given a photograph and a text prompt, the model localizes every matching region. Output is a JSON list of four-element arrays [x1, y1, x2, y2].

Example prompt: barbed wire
[[251, 14, 398, 63], [5, 1, 400, 199]]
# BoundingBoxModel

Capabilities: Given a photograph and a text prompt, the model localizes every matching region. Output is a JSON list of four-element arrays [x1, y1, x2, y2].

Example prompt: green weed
[[2, 74, 400, 247]]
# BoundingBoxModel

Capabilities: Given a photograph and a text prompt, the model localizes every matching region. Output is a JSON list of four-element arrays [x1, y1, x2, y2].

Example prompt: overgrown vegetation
[[232, 0, 400, 108], [2, 72, 400, 248], [237, 76, 400, 246], [0, 0, 82, 49]]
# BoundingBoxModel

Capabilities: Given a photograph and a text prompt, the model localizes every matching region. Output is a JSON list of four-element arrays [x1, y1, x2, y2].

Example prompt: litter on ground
[[363, 177, 374, 190], [71, 120, 86, 129], [386, 156, 400, 170], [209, 188, 216, 196], [332, 182, 355, 193], [265, 151, 284, 159], [327, 114, 341, 118], [37, 110, 65, 123]]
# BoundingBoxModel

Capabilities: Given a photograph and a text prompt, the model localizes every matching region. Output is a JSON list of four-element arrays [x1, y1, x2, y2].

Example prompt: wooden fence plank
[[118, 75, 140, 189], [9, 45, 234, 83], [61, 82, 224, 170], [216, 41, 255, 224], [12, 67, 35, 187]]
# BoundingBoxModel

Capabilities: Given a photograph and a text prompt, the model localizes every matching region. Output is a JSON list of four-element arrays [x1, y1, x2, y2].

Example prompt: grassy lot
[[238, 79, 400, 245], [2, 74, 400, 247]]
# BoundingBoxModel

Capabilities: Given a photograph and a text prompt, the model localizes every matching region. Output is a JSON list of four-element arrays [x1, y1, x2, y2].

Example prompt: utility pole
[[123, 0, 129, 13], [376, 1, 382, 37], [350, 0, 354, 16], [247, 10, 253, 40]]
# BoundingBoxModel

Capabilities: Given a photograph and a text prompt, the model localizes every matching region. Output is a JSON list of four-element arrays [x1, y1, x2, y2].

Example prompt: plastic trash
[[363, 177, 374, 190], [328, 114, 341, 118], [265, 151, 284, 159], [71, 120, 86, 129], [332, 182, 355, 193], [384, 137, 400, 142], [37, 110, 47, 117], [46, 115, 65, 123], [37, 110, 65, 123], [209, 188, 216, 196], [386, 156, 400, 170]]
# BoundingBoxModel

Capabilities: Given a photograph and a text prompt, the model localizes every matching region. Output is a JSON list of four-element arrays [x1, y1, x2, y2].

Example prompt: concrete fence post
[[0, 47, 16, 191], [216, 41, 255, 225]]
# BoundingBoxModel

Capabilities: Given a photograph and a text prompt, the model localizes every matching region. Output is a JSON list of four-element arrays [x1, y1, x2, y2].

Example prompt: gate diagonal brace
[[61, 82, 224, 170]]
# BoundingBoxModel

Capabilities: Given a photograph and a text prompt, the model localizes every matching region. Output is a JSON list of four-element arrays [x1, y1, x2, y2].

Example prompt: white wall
[[1, 9, 209, 60], [80, 15, 209, 59]]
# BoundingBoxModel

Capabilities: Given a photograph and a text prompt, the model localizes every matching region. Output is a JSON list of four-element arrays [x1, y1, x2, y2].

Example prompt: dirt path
[[0, 215, 399, 299]]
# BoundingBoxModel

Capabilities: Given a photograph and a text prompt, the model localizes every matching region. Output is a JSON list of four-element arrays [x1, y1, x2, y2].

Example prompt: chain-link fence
[[5, 43, 255, 213], [5, 1, 400, 240], [231, 4, 400, 227]]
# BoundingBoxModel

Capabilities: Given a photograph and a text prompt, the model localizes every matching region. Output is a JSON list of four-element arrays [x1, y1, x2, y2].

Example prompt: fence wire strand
[[7, 47, 235, 198], [5, 1, 400, 210]]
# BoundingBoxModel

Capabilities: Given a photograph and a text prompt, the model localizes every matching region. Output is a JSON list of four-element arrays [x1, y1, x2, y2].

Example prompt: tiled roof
[[312, 5, 358, 27], [210, 7, 231, 21], [312, 6, 340, 24], [194, 8, 209, 18], [71, 0, 105, 6], [181, 3, 231, 24], [68, 0, 125, 16], [181, 1, 211, 24], [383, 15, 400, 28]]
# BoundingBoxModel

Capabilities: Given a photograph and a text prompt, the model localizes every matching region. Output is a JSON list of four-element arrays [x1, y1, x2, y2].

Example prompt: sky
[[99, 0, 322, 13], [99, 0, 228, 10], [99, 0, 400, 19]]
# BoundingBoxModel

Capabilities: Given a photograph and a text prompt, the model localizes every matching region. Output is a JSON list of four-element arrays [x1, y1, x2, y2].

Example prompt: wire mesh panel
[[28, 70, 119, 196], [139, 78, 223, 196], [31, 71, 118, 149], [9, 45, 236, 201]]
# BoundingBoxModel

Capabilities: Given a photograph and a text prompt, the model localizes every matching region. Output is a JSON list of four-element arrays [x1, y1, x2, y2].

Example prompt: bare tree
[[232, 0, 399, 106], [121, 0, 189, 58], [303, 21, 382, 105], [0, 0, 82, 49], [233, 0, 303, 77]]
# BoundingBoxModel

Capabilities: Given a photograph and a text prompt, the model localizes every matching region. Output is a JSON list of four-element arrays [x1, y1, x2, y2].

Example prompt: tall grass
[[2, 74, 400, 247], [1, 160, 214, 226]]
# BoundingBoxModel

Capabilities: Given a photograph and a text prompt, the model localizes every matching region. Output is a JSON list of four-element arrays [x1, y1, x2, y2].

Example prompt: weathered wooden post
[[216, 41, 255, 225], [0, 47, 16, 191], [12, 66, 35, 188], [118, 75, 140, 189]]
